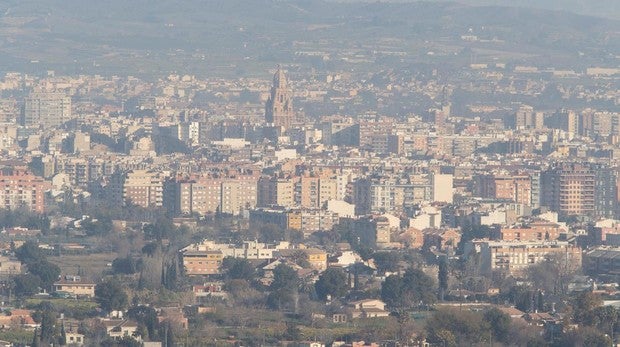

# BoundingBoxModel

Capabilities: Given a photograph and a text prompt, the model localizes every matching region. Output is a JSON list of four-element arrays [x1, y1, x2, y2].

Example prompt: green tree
[[32, 301, 57, 345], [59, 321, 67, 346], [426, 309, 488, 345], [112, 256, 141, 275], [267, 264, 299, 310], [95, 280, 129, 312], [402, 268, 436, 307], [573, 292, 603, 323], [553, 326, 611, 347], [271, 264, 298, 290], [584, 305, 619, 337], [31, 327, 39, 347], [483, 308, 511, 343], [29, 260, 61, 290], [13, 274, 42, 297], [15, 240, 45, 264], [381, 274, 404, 308], [381, 268, 436, 310], [373, 252, 402, 273], [438, 258, 449, 301], [127, 305, 159, 341], [143, 217, 175, 241], [222, 257, 255, 281], [315, 267, 348, 300]]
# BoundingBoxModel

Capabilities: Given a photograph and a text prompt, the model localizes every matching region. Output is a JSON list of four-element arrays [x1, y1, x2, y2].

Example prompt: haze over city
[[0, 0, 617, 346]]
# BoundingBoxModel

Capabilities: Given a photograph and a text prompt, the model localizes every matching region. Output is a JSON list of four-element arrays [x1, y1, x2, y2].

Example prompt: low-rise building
[[53, 275, 96, 297], [348, 299, 390, 319], [464, 239, 582, 276], [583, 246, 620, 277], [181, 250, 223, 275]]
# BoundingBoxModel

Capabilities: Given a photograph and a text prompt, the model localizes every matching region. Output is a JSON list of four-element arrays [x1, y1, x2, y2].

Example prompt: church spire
[[265, 65, 293, 129]]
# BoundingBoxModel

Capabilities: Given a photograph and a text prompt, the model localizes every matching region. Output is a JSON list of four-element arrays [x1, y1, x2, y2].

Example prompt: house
[[332, 313, 348, 323], [495, 306, 526, 319], [0, 256, 21, 276], [157, 307, 188, 330], [181, 250, 223, 275], [423, 228, 461, 253], [53, 275, 96, 297], [348, 299, 390, 319], [0, 309, 38, 329], [102, 319, 140, 340], [192, 282, 228, 303], [296, 343, 325, 347], [275, 248, 328, 271], [524, 312, 556, 327], [66, 331, 85, 346], [260, 259, 302, 286]]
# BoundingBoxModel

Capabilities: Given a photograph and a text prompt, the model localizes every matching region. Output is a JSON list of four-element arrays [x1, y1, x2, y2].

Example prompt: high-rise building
[[257, 176, 295, 208], [514, 105, 544, 130], [169, 173, 258, 216], [0, 165, 50, 213], [121, 170, 165, 208], [431, 173, 454, 204], [22, 92, 72, 129], [541, 163, 595, 217], [474, 173, 532, 206], [264, 66, 293, 129]]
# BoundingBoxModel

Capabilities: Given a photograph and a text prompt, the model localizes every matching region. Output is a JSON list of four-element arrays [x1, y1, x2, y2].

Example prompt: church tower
[[265, 66, 293, 129]]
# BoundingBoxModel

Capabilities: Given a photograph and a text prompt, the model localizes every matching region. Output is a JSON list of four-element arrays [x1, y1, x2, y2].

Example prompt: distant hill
[[0, 0, 617, 76], [335, 0, 620, 20]]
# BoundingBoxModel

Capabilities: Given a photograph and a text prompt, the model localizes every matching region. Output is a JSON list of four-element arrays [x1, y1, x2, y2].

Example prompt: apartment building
[[121, 170, 165, 208], [465, 239, 581, 276], [0, 165, 50, 213]]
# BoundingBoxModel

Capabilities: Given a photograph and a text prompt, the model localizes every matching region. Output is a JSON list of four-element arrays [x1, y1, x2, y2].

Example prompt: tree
[[582, 305, 619, 337], [15, 240, 45, 264], [159, 321, 175, 347], [267, 264, 299, 311], [288, 250, 310, 268], [402, 268, 436, 307], [13, 274, 42, 297], [222, 257, 254, 281], [257, 223, 284, 243], [112, 256, 141, 275], [553, 326, 611, 347], [271, 264, 298, 291], [426, 309, 488, 346], [59, 321, 67, 346], [438, 258, 449, 301], [373, 252, 402, 273], [381, 268, 436, 310], [143, 217, 175, 241], [381, 275, 404, 308], [526, 253, 578, 295], [32, 301, 57, 345], [127, 305, 159, 341], [315, 267, 348, 300], [31, 327, 39, 347], [29, 260, 61, 290], [573, 292, 603, 323], [483, 308, 511, 343], [95, 280, 129, 312]]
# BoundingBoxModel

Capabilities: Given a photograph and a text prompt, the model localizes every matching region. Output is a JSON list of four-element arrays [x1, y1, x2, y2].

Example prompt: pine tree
[[438, 258, 449, 301], [31, 327, 39, 347], [59, 321, 67, 346]]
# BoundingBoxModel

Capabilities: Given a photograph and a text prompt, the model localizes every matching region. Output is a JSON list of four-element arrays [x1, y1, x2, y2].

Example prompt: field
[[48, 252, 118, 281]]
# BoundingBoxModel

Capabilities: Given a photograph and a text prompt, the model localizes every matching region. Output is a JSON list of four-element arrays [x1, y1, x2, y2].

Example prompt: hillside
[[0, 0, 616, 77]]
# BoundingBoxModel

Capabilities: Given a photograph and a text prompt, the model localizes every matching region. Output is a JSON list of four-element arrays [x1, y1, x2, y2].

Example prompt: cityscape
[[0, 0, 618, 346]]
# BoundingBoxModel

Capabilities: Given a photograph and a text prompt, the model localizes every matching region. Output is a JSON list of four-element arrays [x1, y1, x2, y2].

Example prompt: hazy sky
[[332, 0, 620, 20]]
